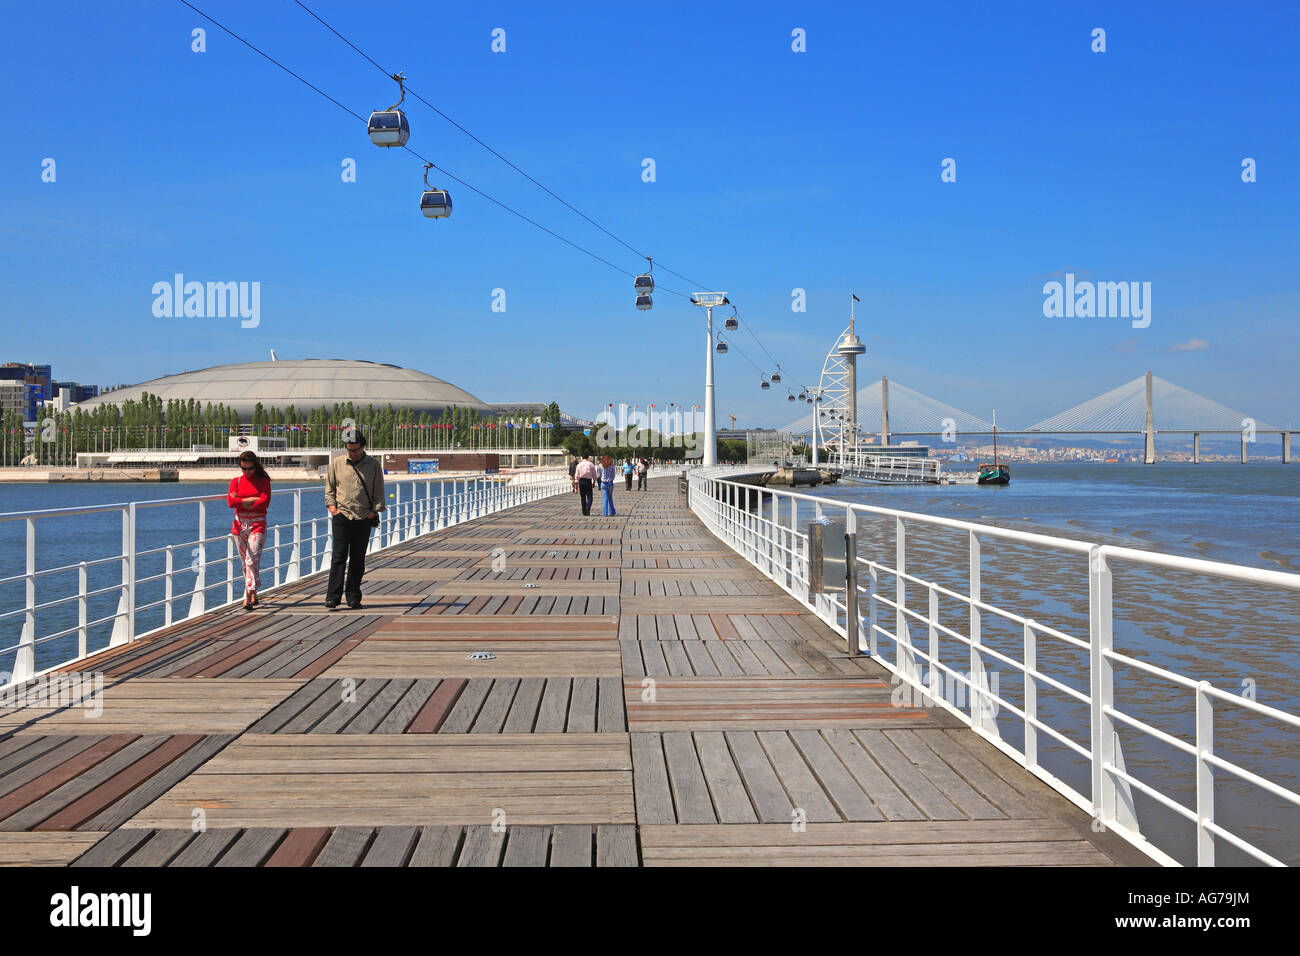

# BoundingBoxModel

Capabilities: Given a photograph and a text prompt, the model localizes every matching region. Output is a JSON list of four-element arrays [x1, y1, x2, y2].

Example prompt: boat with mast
[[978, 408, 1011, 485]]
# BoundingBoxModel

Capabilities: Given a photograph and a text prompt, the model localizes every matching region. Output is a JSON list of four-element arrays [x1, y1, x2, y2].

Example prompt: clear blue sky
[[1, 0, 1296, 429]]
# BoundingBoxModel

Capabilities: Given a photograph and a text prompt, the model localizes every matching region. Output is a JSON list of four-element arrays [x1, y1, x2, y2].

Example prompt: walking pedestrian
[[623, 457, 634, 490], [568, 453, 578, 493], [227, 450, 270, 610], [600, 454, 618, 516], [324, 429, 385, 610], [637, 458, 649, 490], [574, 454, 596, 515]]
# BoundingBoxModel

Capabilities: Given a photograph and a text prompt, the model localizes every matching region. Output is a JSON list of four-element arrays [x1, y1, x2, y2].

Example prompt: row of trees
[[2, 396, 565, 466], [559, 429, 747, 463]]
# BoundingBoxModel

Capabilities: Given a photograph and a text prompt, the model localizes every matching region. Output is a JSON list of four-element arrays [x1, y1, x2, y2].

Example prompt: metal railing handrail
[[687, 466, 1300, 868], [1, 468, 572, 687]]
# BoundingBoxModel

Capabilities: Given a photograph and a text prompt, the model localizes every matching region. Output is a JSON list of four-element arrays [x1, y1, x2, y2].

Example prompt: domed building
[[76, 358, 495, 419]]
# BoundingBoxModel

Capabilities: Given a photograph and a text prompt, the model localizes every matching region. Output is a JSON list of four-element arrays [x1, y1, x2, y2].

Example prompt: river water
[[0, 464, 1296, 865]]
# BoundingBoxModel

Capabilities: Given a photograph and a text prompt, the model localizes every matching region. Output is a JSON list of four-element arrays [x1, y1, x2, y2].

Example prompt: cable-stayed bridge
[[781, 371, 1294, 463]]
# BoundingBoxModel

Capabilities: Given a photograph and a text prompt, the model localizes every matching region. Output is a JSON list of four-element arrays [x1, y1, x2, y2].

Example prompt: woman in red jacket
[[227, 450, 271, 610]]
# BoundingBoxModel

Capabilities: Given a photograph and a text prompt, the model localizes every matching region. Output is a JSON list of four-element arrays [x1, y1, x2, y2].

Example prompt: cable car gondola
[[771, 366, 782, 383], [634, 257, 654, 296], [724, 306, 739, 331], [787, 393, 795, 402], [716, 340, 728, 354], [636, 294, 653, 311], [419, 164, 452, 218], [368, 72, 410, 147], [760, 378, 770, 390]]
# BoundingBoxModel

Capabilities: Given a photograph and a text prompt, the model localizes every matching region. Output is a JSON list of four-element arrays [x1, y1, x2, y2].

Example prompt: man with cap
[[324, 427, 385, 609]]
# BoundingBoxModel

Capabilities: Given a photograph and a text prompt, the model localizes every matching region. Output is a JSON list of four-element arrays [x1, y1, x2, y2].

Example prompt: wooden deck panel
[[0, 479, 1140, 866]]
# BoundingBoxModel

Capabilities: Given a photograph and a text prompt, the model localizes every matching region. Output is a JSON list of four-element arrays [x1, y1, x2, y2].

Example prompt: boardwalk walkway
[[0, 480, 1148, 866]]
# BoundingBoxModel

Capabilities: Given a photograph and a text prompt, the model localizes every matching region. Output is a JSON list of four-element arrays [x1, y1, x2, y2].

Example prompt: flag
[[852, 294, 860, 302]]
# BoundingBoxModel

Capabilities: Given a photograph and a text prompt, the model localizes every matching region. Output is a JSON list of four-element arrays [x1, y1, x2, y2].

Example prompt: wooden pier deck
[[0, 481, 1148, 867]]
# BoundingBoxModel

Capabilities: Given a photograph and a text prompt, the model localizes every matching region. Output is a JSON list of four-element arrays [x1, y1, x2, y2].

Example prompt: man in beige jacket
[[324, 429, 385, 609]]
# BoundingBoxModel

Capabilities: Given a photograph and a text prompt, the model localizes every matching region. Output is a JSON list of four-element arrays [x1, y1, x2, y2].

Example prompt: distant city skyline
[[1, 2, 1296, 429]]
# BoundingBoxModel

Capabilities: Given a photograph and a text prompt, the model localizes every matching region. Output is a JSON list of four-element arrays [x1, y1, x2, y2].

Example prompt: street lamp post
[[690, 293, 729, 467]]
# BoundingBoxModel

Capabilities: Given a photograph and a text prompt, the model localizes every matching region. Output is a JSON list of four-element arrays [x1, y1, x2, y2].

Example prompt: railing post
[[127, 502, 137, 641], [895, 516, 913, 677], [1195, 681, 1215, 866], [844, 509, 860, 655], [1024, 619, 1038, 773], [77, 560, 89, 659], [189, 501, 206, 619], [272, 526, 282, 588], [15, 517, 37, 683], [164, 548, 173, 628], [226, 535, 235, 604], [1089, 545, 1114, 826], [927, 583, 940, 703], [868, 561, 879, 657], [809, 520, 825, 594], [110, 507, 131, 647], [287, 490, 301, 582]]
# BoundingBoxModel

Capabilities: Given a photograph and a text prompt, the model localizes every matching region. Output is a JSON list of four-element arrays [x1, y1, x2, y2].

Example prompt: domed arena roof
[[75, 359, 494, 419]]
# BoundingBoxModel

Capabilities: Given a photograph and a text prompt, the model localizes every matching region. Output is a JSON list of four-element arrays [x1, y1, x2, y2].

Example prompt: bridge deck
[[0, 480, 1148, 867]]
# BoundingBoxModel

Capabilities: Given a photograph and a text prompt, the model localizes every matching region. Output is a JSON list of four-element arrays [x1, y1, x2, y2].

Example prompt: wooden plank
[[361, 826, 420, 866], [788, 729, 884, 822], [69, 827, 153, 867], [755, 731, 840, 823], [265, 826, 332, 867], [168, 828, 242, 867], [502, 825, 551, 867], [457, 825, 506, 866], [886, 730, 1006, 820], [0, 831, 106, 867], [597, 677, 624, 733], [121, 828, 197, 867], [595, 824, 638, 867], [472, 679, 520, 734], [215, 827, 287, 866], [345, 678, 417, 734], [406, 678, 466, 734], [35, 734, 205, 831], [852, 729, 964, 820], [0, 735, 141, 828], [534, 679, 570, 733], [246, 679, 333, 733], [502, 678, 546, 734], [661, 732, 716, 823], [724, 731, 793, 823], [408, 826, 462, 866], [694, 731, 758, 824], [549, 824, 592, 867], [439, 679, 492, 734], [629, 733, 675, 824], [312, 826, 374, 867], [374, 679, 441, 734], [0, 737, 103, 799], [566, 678, 597, 734]]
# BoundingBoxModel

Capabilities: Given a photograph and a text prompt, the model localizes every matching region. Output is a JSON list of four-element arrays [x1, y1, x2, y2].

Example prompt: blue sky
[[1, 0, 1297, 430]]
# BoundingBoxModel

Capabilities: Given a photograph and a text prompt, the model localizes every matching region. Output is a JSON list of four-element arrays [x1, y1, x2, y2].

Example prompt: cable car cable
[[289, 0, 721, 293], [177, 0, 812, 387]]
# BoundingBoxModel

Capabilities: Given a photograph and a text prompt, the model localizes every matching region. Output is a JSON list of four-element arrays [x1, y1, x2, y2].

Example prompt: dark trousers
[[637, 473, 647, 490], [624, 474, 633, 490], [577, 478, 593, 515], [327, 515, 372, 604]]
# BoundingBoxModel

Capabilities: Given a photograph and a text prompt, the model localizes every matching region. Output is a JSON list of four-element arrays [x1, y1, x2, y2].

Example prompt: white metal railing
[[0, 468, 572, 687], [828, 450, 951, 483], [688, 467, 1300, 868]]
